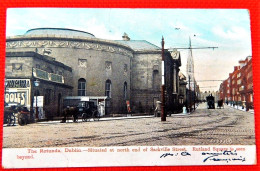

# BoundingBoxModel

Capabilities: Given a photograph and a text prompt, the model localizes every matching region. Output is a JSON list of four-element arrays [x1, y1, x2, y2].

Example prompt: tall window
[[105, 80, 112, 98], [78, 78, 86, 96], [124, 82, 127, 100], [153, 70, 160, 90]]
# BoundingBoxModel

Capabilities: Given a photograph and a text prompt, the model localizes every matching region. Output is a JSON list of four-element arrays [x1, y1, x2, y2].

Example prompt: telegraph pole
[[189, 75, 191, 113], [161, 37, 166, 121]]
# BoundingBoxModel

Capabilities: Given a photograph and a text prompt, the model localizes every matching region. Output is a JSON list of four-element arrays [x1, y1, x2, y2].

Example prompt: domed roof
[[24, 28, 95, 38]]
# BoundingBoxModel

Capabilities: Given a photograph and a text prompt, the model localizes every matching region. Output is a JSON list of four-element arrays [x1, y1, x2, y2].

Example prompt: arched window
[[105, 79, 112, 98], [78, 78, 86, 96], [124, 82, 127, 100]]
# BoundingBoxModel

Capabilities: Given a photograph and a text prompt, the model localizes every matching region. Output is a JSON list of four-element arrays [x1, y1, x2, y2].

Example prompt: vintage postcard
[[2, 8, 256, 168]]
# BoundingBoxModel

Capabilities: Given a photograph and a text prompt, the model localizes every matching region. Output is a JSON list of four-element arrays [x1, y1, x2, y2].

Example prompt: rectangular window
[[105, 81, 111, 98], [78, 82, 86, 96]]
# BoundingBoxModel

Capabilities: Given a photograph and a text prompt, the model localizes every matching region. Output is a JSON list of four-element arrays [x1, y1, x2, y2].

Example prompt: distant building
[[219, 56, 253, 110], [178, 72, 187, 108]]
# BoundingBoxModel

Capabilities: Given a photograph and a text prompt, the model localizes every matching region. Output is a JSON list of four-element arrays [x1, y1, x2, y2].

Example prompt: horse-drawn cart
[[61, 97, 101, 123], [206, 94, 215, 109], [217, 99, 224, 109], [78, 101, 100, 122]]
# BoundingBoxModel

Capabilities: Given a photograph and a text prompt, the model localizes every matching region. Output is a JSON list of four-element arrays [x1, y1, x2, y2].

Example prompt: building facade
[[5, 28, 182, 116], [219, 56, 253, 110]]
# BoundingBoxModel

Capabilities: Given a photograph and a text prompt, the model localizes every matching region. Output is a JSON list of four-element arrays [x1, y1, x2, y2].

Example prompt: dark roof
[[115, 40, 160, 51]]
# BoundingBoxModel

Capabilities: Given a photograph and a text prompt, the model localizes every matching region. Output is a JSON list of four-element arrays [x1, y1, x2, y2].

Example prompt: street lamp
[[34, 79, 40, 120]]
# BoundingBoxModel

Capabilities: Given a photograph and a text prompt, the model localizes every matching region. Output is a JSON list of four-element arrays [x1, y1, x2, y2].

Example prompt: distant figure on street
[[126, 100, 131, 114]]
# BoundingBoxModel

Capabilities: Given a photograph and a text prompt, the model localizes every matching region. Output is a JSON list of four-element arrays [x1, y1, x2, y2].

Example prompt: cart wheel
[[18, 113, 26, 126], [7, 113, 16, 126], [82, 113, 88, 122], [93, 111, 100, 121]]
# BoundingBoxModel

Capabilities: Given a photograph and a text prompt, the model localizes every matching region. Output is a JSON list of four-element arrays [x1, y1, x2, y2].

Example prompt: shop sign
[[5, 92, 27, 106], [6, 79, 31, 88]]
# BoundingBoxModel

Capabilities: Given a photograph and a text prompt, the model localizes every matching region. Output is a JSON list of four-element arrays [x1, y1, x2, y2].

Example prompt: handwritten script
[[202, 150, 246, 163], [160, 152, 191, 158]]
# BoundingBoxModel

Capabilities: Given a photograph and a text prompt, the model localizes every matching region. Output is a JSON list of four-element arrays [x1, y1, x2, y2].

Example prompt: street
[[3, 103, 255, 148]]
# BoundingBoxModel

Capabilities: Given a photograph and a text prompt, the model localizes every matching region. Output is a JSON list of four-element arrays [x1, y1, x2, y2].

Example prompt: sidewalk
[[225, 104, 254, 114]]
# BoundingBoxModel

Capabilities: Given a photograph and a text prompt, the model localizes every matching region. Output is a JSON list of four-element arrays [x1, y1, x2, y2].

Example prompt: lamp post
[[161, 37, 166, 121], [34, 79, 40, 120], [188, 75, 191, 113]]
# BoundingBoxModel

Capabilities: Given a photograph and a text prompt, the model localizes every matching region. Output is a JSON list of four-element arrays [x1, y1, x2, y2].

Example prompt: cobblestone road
[[3, 103, 255, 148]]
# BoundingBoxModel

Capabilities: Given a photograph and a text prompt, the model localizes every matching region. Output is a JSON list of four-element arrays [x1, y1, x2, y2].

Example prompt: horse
[[61, 106, 78, 123]]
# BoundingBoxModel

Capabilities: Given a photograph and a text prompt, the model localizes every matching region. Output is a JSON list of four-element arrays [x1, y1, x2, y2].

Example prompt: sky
[[6, 8, 252, 92]]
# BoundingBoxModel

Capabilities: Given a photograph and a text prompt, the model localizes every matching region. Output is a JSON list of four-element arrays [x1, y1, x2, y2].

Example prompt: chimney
[[122, 32, 130, 41]]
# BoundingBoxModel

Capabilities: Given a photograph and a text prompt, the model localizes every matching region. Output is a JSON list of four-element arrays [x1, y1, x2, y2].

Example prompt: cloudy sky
[[6, 8, 252, 91]]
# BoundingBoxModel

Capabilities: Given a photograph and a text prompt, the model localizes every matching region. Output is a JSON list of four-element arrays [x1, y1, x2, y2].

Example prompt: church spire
[[186, 37, 195, 90], [189, 36, 193, 57]]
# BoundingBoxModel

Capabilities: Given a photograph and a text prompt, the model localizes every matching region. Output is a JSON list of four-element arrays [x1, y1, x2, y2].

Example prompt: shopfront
[[5, 79, 31, 108]]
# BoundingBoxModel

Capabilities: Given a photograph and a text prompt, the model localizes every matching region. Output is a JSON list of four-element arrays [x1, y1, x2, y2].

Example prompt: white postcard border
[[2, 145, 256, 168]]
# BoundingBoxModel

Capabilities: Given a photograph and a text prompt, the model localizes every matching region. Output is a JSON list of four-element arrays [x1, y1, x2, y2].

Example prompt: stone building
[[5, 28, 182, 116], [167, 50, 182, 113], [5, 51, 73, 119]]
